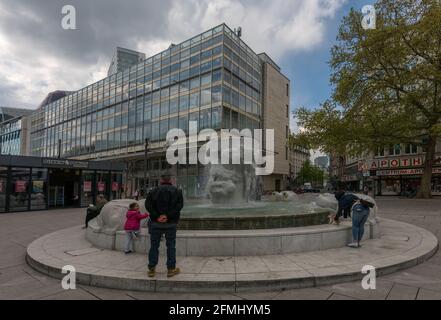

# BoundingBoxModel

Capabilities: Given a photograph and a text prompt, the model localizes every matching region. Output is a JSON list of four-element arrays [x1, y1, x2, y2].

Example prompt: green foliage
[[297, 160, 325, 187]]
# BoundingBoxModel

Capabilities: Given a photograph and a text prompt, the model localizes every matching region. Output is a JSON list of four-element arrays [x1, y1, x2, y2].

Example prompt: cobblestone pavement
[[1, 197, 440, 300]]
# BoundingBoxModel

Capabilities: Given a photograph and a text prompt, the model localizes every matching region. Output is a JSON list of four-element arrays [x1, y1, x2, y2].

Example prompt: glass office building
[[0, 107, 33, 156], [30, 24, 269, 197]]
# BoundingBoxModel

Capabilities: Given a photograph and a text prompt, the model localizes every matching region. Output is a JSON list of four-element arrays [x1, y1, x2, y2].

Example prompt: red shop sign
[[15, 181, 27, 193], [83, 181, 92, 192], [98, 182, 106, 192], [112, 182, 119, 192]]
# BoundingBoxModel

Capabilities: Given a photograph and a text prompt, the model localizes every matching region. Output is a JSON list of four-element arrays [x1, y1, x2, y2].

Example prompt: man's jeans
[[148, 223, 177, 270]]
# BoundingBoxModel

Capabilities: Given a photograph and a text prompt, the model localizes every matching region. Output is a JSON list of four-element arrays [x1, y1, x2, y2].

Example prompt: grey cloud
[[0, 0, 173, 65]]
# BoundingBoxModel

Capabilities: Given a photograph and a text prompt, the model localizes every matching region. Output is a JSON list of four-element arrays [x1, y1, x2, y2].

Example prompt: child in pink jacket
[[124, 203, 149, 254]]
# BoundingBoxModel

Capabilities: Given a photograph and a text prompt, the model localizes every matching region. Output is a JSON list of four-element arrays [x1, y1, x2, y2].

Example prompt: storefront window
[[30, 168, 47, 210], [96, 171, 110, 200], [110, 172, 122, 200], [10, 167, 30, 212], [432, 177, 441, 196], [82, 170, 95, 206], [0, 167, 7, 213], [380, 178, 401, 196]]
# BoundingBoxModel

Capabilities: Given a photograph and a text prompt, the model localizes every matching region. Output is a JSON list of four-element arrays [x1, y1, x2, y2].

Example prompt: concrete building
[[259, 53, 291, 192], [29, 24, 291, 202], [288, 144, 310, 187]]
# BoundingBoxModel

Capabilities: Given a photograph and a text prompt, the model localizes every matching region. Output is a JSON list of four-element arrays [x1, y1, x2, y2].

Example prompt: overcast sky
[[0, 0, 367, 147]]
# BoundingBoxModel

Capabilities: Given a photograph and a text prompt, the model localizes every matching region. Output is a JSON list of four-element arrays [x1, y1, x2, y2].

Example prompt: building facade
[[332, 141, 441, 196], [0, 107, 33, 156], [30, 24, 291, 198], [0, 155, 124, 213], [259, 53, 291, 192], [288, 144, 310, 187]]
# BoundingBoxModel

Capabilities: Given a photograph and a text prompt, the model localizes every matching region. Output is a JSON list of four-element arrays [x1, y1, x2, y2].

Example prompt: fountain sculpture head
[[205, 132, 261, 206]]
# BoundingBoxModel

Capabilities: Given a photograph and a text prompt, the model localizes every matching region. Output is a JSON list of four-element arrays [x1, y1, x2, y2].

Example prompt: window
[[160, 100, 169, 116], [201, 73, 212, 86], [200, 61, 212, 73], [405, 144, 418, 154], [375, 147, 385, 157], [201, 88, 211, 106], [180, 80, 190, 93], [179, 95, 189, 111], [389, 144, 401, 156], [190, 77, 200, 90], [286, 105, 289, 118], [212, 69, 222, 83], [169, 98, 179, 114], [286, 83, 289, 96], [212, 86, 222, 105], [189, 92, 200, 109]]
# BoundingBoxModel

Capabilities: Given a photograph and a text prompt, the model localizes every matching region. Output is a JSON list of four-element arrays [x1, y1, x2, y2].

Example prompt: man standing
[[145, 174, 183, 278]]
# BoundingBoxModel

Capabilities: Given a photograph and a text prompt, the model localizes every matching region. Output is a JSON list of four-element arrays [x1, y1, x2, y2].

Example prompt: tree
[[295, 0, 441, 198], [297, 160, 325, 187]]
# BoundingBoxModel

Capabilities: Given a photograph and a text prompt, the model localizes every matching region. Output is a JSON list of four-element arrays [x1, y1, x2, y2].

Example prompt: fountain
[[85, 134, 379, 255]]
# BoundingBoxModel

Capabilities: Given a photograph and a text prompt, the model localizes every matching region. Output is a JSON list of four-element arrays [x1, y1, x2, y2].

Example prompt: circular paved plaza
[[2, 198, 441, 300]]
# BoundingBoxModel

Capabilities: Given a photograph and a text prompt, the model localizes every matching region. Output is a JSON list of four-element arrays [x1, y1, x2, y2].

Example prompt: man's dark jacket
[[145, 183, 184, 224]]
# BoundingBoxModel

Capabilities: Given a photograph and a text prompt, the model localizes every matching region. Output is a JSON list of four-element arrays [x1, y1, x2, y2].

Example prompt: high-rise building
[[107, 47, 146, 76], [30, 24, 291, 197], [314, 156, 329, 170]]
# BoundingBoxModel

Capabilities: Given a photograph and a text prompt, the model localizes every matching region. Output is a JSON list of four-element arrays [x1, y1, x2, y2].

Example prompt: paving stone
[[327, 293, 357, 300], [386, 284, 419, 300], [274, 288, 332, 300], [321, 279, 395, 300], [40, 288, 99, 300], [417, 288, 441, 300], [1, 199, 441, 299]]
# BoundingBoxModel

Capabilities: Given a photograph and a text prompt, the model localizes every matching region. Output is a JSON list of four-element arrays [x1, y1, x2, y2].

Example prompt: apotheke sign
[[377, 167, 441, 176], [359, 156, 425, 171]]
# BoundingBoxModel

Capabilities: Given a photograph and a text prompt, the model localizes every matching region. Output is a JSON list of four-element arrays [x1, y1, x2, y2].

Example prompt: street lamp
[[144, 138, 149, 192]]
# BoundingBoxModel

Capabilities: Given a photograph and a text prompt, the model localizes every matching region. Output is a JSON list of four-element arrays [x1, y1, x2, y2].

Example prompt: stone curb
[[26, 219, 438, 293]]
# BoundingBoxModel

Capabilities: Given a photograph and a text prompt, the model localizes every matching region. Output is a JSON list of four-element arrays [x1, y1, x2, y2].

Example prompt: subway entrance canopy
[[0, 155, 125, 213]]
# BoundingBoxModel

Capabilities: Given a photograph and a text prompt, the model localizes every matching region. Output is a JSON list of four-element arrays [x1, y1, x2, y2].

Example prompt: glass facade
[[30, 24, 262, 160], [0, 118, 22, 155]]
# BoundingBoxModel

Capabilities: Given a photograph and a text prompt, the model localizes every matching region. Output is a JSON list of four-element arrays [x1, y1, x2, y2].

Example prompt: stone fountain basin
[[179, 206, 332, 230], [86, 219, 380, 257]]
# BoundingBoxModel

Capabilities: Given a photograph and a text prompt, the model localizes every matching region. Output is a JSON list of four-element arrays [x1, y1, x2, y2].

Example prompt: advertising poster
[[83, 181, 92, 192], [111, 182, 119, 192], [98, 181, 105, 192], [15, 181, 26, 193], [32, 181, 44, 193]]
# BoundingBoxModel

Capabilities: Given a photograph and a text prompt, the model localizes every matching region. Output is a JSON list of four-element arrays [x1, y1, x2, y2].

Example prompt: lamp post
[[144, 138, 149, 192], [57, 139, 62, 159]]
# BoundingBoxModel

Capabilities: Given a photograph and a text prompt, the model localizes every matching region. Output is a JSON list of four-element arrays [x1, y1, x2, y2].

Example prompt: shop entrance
[[48, 169, 81, 208]]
